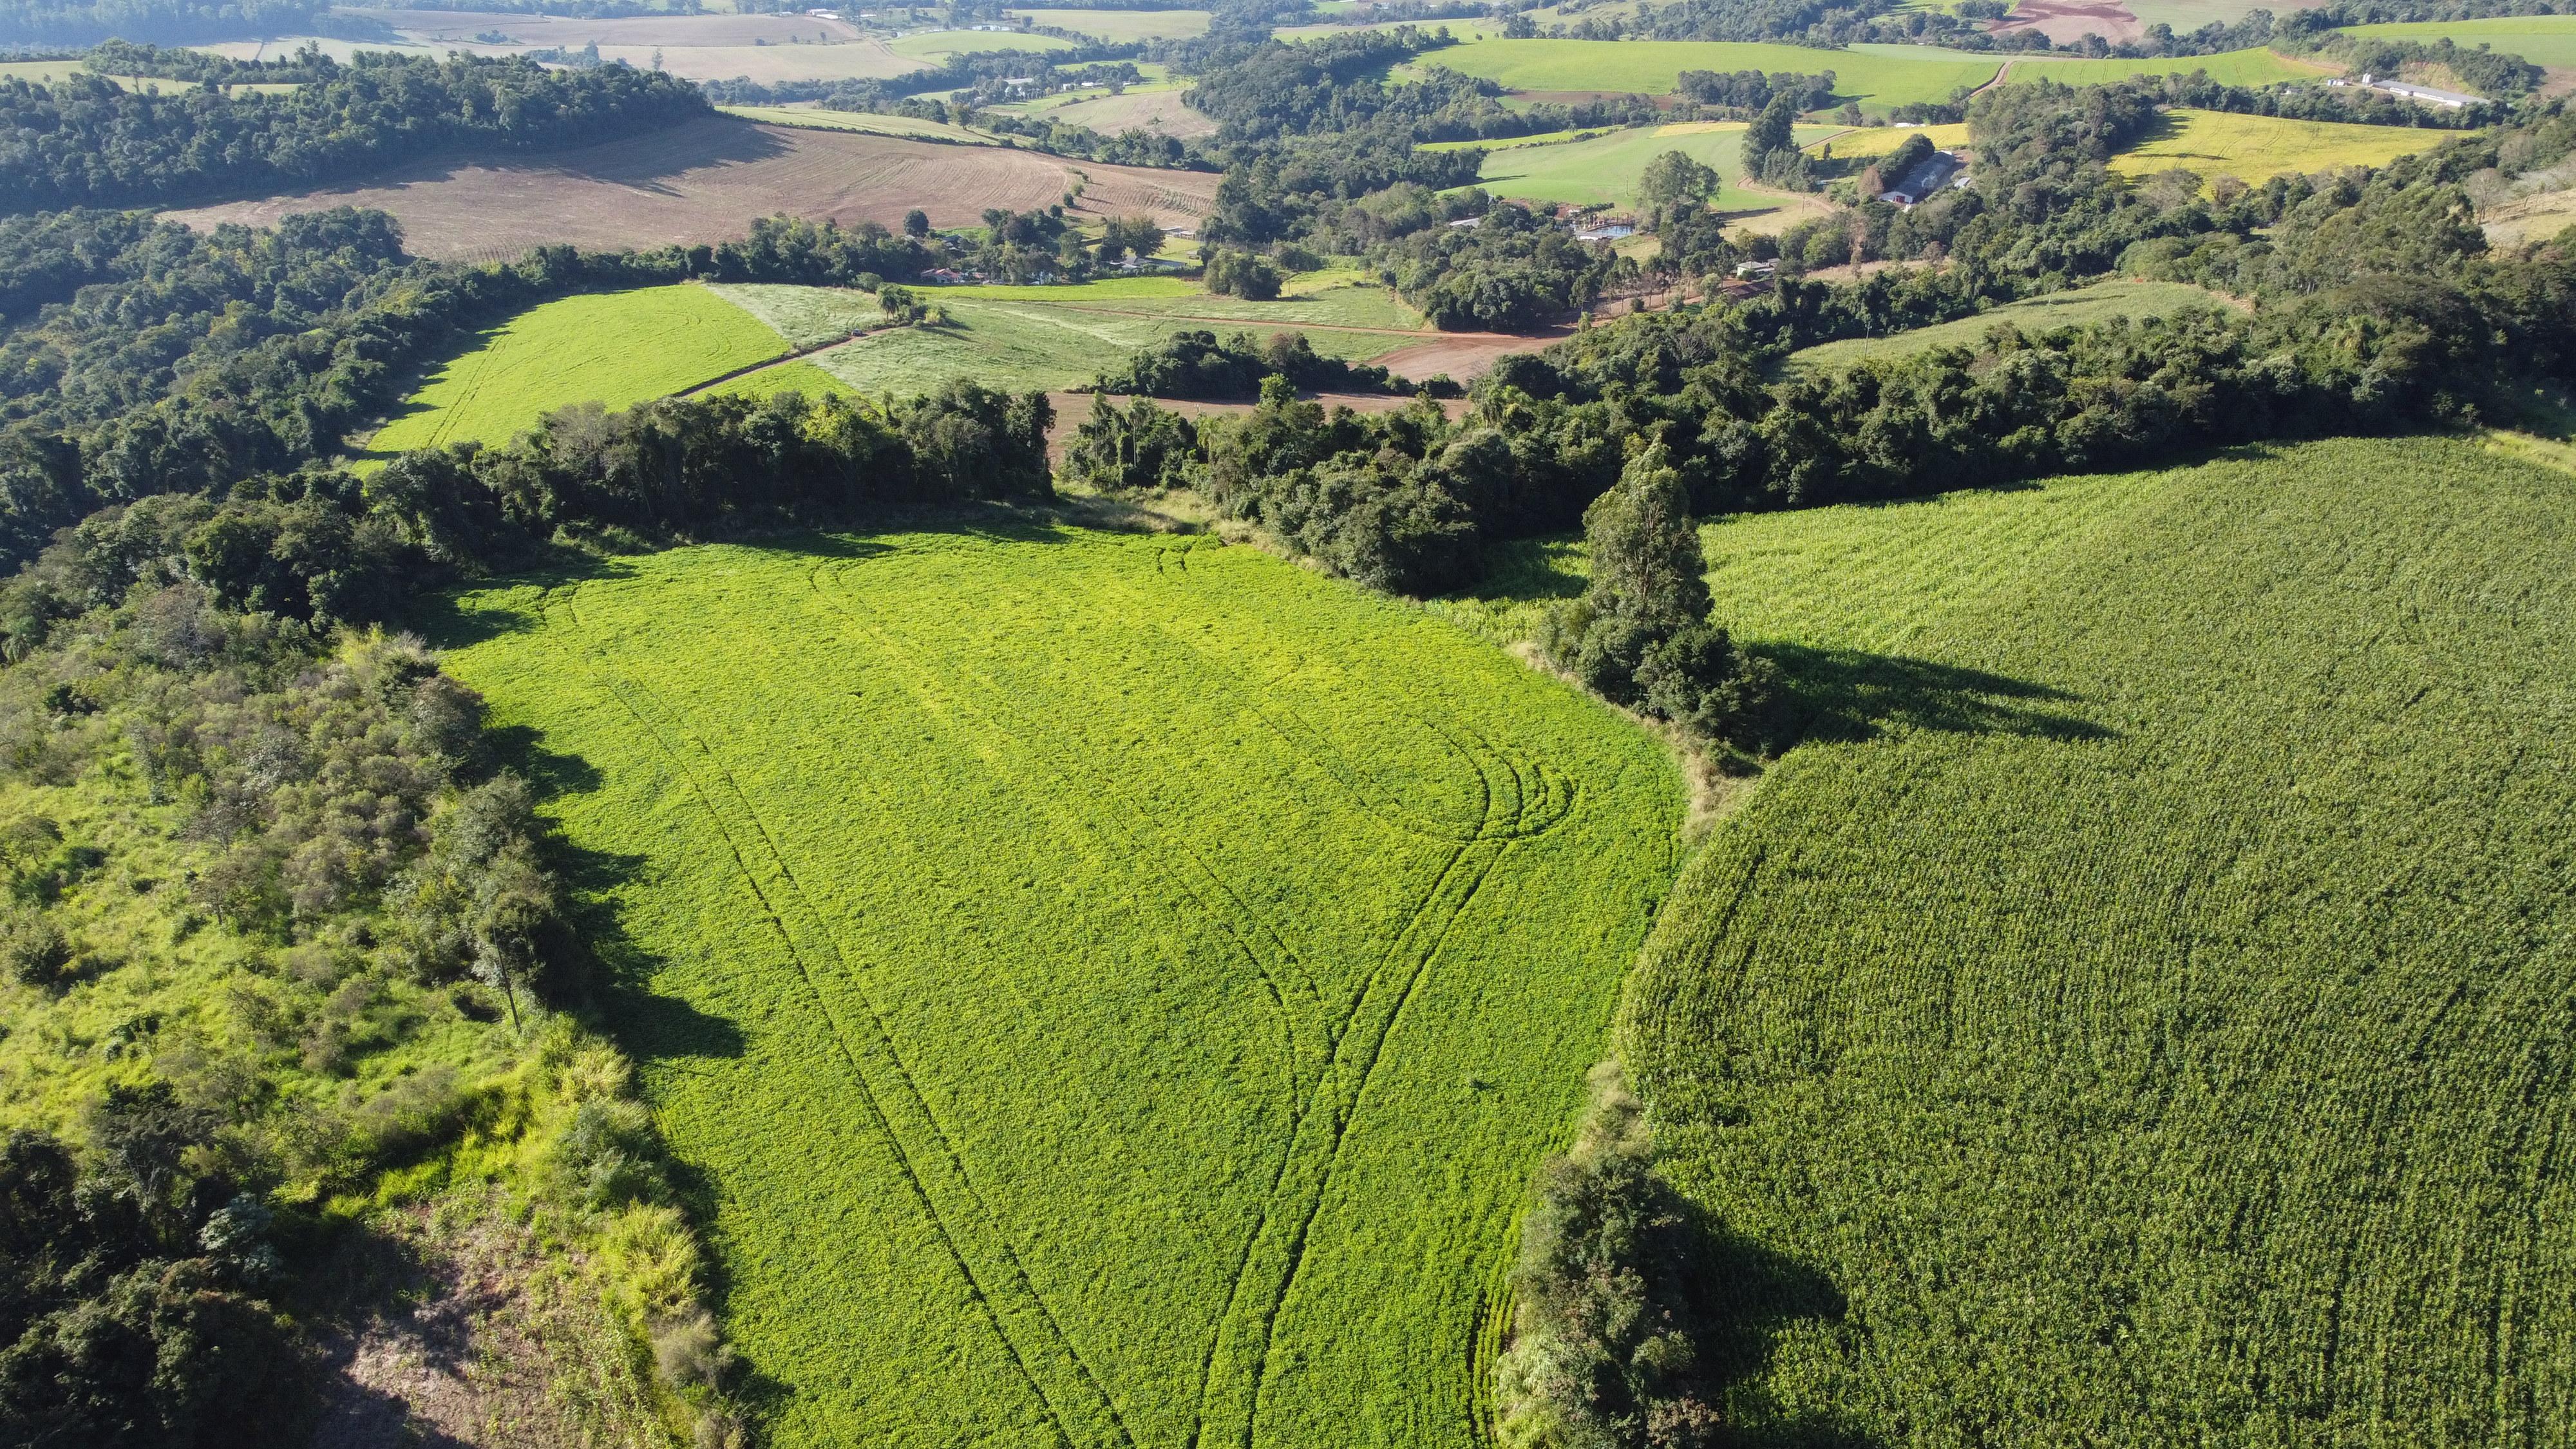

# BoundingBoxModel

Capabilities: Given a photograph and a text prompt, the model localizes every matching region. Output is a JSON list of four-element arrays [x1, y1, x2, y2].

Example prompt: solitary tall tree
[[1578, 444, 1710, 630]]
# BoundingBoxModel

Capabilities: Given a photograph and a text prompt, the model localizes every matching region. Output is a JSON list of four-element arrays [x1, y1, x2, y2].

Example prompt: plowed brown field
[[163, 117, 1219, 262]]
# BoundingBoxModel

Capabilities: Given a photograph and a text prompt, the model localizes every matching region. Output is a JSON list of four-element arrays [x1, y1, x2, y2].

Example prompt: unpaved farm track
[[164, 117, 1217, 261]]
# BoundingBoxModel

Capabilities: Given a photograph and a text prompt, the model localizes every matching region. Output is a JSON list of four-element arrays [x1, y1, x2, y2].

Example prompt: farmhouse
[[1882, 149, 1965, 207], [2328, 71, 2480, 108]]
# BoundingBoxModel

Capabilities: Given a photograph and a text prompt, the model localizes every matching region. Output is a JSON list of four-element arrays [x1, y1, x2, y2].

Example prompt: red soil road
[[163, 116, 1218, 263]]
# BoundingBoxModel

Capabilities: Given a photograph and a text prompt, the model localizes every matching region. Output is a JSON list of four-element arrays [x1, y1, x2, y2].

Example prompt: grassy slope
[[2341, 14, 2576, 68], [1470, 121, 1843, 205], [429, 528, 1683, 1448], [809, 278, 1432, 395], [2107, 107, 2446, 184], [2002, 46, 2336, 86], [1806, 120, 1971, 158], [714, 104, 997, 144], [1780, 279, 2234, 374], [1415, 39, 2005, 109], [1009, 6, 1211, 41], [1620, 435, 2576, 1441], [366, 285, 788, 455], [887, 27, 1075, 57]]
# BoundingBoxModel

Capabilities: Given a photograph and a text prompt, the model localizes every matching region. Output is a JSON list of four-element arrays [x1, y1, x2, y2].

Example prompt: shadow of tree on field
[[1749, 643, 2115, 751], [1681, 1209, 1887, 1448]]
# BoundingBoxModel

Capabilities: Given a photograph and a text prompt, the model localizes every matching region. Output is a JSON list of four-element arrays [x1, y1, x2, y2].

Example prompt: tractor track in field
[[538, 583, 1137, 1449], [1111, 540, 1582, 1448], [802, 560, 1332, 1107]]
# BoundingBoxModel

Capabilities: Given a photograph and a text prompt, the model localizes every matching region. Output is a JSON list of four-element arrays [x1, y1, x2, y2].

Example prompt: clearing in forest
[[1606, 435, 2576, 1441], [2105, 107, 2448, 184], [365, 285, 788, 455], [1777, 279, 2236, 374], [1463, 120, 1842, 205], [428, 527, 1683, 1448]]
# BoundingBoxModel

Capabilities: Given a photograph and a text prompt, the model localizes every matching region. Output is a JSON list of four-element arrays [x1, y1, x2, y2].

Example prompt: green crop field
[[1412, 39, 2005, 110], [1467, 120, 1842, 205], [366, 285, 789, 455], [2107, 106, 2447, 184], [1780, 279, 2235, 374], [428, 527, 1685, 1447], [2340, 13, 2576, 68], [887, 26, 1077, 57], [1009, 6, 1211, 41], [1594, 435, 2576, 1441], [2004, 45, 2336, 87], [2121, 0, 2292, 30]]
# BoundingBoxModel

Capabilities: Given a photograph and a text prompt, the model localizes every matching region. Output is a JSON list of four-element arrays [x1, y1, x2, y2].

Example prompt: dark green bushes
[[1092, 327, 1404, 399], [1495, 1065, 1721, 1449], [0, 53, 706, 213]]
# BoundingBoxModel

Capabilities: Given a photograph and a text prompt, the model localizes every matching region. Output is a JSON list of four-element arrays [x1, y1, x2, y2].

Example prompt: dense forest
[[0, 0, 318, 46], [0, 53, 707, 213]]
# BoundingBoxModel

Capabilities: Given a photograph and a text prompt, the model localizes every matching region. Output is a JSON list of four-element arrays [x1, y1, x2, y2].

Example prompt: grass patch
[[1806, 120, 1971, 157], [429, 527, 1684, 1448], [1008, 6, 1211, 41], [887, 27, 1076, 57], [1419, 125, 1620, 153], [1779, 279, 2236, 375], [1413, 39, 2005, 111], [2339, 13, 2576, 68], [810, 278, 1430, 395], [1615, 435, 2576, 1441], [366, 285, 788, 455], [2003, 46, 2338, 88], [715, 103, 996, 143], [2105, 107, 2447, 185], [1467, 120, 1842, 206]]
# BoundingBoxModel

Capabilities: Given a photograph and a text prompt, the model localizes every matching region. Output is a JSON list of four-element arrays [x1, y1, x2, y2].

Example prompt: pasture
[[1466, 121, 1843, 205], [1609, 435, 2576, 1441], [805, 277, 1435, 395], [1806, 120, 1971, 158], [1410, 39, 2004, 111], [165, 117, 1218, 261], [1777, 279, 2233, 374], [430, 528, 1684, 1448], [888, 27, 1077, 58], [0, 58, 299, 93], [2338, 14, 2576, 68], [2105, 107, 2447, 184], [365, 285, 787, 455], [2002, 44, 2336, 86], [1009, 7, 1213, 41]]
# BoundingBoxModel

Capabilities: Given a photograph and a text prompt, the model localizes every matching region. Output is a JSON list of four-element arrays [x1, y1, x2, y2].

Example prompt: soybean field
[[430, 528, 1685, 1447], [2338, 13, 2576, 68], [1620, 435, 2576, 1441], [2105, 107, 2448, 185]]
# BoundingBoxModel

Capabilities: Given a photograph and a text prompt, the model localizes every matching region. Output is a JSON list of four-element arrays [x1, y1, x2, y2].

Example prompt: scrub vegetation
[[429, 526, 1685, 1449]]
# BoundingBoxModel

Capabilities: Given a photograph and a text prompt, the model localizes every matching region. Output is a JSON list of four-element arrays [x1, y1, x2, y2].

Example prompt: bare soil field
[[1989, 0, 2145, 45], [1035, 88, 1218, 138], [164, 117, 1219, 261], [346, 6, 867, 46], [1367, 325, 1567, 380]]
